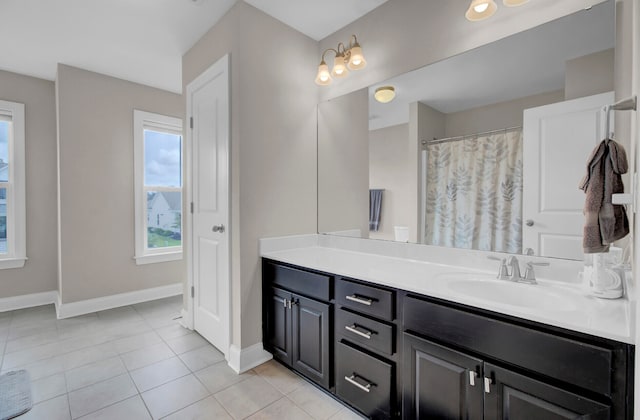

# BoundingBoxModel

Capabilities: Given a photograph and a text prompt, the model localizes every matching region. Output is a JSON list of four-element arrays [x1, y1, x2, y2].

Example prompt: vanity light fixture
[[374, 86, 396, 103], [465, 0, 528, 21], [465, 0, 497, 21], [503, 0, 529, 6], [315, 35, 367, 86]]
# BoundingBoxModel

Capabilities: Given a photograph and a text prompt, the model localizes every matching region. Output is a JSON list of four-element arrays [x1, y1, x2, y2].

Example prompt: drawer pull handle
[[345, 374, 375, 393], [345, 295, 373, 306], [345, 324, 373, 339]]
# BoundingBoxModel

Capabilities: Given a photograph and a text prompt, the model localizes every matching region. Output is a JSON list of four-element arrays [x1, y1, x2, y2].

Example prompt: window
[[0, 100, 26, 269], [134, 110, 183, 265]]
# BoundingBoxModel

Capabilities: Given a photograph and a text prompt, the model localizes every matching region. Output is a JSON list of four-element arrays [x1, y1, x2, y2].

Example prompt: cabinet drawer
[[336, 308, 394, 356], [404, 296, 616, 397], [336, 341, 394, 419], [265, 262, 331, 301], [336, 278, 394, 321]]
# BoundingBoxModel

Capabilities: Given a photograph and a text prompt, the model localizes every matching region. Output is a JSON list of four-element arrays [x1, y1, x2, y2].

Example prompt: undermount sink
[[446, 278, 578, 312]]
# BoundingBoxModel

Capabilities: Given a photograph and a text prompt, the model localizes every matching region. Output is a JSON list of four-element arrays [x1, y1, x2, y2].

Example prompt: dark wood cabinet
[[403, 332, 612, 420], [264, 286, 331, 388], [403, 333, 483, 420], [266, 287, 292, 363], [291, 294, 331, 388], [262, 259, 633, 420], [263, 261, 333, 389], [484, 363, 611, 420]]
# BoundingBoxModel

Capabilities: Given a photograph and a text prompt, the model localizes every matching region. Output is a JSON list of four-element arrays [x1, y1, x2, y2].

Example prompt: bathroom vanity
[[261, 237, 634, 419]]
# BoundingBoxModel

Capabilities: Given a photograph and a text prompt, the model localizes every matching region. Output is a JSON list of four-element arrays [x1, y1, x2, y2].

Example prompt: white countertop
[[261, 244, 634, 344]]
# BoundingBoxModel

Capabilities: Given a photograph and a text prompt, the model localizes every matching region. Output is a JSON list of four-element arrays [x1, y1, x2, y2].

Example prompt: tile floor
[[0, 296, 364, 419]]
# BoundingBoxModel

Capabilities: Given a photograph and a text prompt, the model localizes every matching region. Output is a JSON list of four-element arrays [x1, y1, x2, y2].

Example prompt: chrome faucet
[[506, 256, 521, 281], [488, 255, 549, 284]]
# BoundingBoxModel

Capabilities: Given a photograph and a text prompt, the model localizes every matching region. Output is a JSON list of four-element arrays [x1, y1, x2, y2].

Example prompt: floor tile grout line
[[241, 395, 290, 420], [1, 319, 155, 368], [6, 298, 229, 419], [123, 366, 155, 420], [157, 390, 217, 420]]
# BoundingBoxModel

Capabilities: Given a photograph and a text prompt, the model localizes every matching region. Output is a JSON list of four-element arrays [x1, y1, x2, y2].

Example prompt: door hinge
[[190, 286, 194, 298], [190, 202, 194, 214], [190, 117, 194, 129]]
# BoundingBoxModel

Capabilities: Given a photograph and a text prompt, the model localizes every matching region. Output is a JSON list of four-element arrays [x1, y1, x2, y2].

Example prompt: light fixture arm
[[348, 35, 360, 49], [320, 48, 339, 63]]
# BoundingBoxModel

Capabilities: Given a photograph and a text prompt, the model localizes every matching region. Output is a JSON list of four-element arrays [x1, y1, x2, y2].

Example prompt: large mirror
[[318, 1, 622, 261]]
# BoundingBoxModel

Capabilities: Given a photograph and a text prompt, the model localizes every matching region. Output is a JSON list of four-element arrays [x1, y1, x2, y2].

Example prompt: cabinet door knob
[[345, 295, 373, 306]]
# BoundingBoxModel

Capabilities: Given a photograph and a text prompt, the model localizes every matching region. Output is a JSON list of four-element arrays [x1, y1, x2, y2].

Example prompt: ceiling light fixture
[[315, 35, 367, 86], [465, 0, 528, 21], [374, 86, 395, 103]]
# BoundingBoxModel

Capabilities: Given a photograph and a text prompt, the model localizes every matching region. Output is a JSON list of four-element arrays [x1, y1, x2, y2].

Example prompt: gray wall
[[565, 49, 615, 100], [318, 89, 369, 236], [56, 64, 184, 303], [182, 1, 318, 347], [0, 70, 58, 299], [444, 90, 565, 138], [369, 123, 410, 241]]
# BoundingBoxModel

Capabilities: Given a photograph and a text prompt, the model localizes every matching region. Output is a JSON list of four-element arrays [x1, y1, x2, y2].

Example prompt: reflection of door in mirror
[[522, 91, 614, 260]]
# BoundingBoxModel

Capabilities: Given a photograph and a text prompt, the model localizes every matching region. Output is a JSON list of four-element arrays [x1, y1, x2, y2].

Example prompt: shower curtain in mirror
[[424, 129, 523, 253]]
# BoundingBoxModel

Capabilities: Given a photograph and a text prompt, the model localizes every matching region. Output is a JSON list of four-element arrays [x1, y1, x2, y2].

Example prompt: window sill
[[0, 257, 28, 270], [134, 251, 183, 265]]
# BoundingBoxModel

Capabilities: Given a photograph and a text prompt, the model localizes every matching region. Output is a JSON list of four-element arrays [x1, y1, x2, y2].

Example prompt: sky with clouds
[[144, 129, 181, 188]]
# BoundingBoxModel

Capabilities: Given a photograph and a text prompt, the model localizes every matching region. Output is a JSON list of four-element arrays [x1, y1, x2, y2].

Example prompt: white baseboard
[[56, 283, 183, 319], [228, 342, 272, 373], [0, 291, 58, 313]]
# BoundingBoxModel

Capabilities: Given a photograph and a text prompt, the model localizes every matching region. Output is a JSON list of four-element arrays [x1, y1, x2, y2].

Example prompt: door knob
[[525, 219, 534, 227], [212, 224, 225, 233]]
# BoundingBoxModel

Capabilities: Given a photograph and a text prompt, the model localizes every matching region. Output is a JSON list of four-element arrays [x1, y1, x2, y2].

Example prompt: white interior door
[[522, 91, 614, 260], [188, 55, 230, 356]]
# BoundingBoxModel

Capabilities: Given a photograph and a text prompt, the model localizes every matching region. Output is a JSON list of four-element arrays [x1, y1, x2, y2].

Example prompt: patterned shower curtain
[[424, 129, 523, 253]]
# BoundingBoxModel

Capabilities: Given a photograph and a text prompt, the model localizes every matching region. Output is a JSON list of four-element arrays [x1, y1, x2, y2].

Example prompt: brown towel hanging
[[579, 139, 629, 253]]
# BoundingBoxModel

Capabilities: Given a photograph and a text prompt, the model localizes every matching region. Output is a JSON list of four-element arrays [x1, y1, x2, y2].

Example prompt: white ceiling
[[0, 0, 387, 93], [245, 0, 388, 41], [368, 1, 615, 131]]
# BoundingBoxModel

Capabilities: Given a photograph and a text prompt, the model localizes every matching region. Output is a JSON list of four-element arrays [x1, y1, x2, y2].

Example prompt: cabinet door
[[292, 294, 331, 388], [483, 363, 611, 420], [265, 287, 292, 365], [403, 333, 483, 420]]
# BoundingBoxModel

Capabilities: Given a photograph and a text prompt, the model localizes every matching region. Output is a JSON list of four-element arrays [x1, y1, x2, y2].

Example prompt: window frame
[[133, 110, 184, 265], [0, 100, 26, 270]]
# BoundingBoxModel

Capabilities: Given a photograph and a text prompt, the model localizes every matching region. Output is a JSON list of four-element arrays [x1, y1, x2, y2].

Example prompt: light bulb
[[331, 54, 349, 78], [315, 61, 332, 86], [474, 2, 489, 12], [347, 44, 367, 71], [465, 0, 497, 21]]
